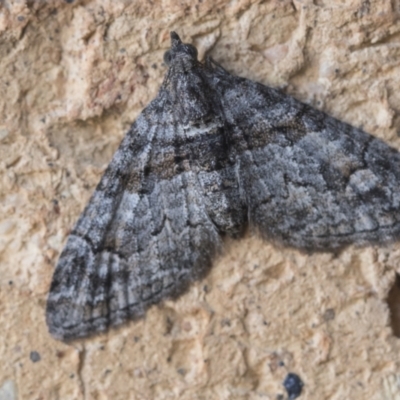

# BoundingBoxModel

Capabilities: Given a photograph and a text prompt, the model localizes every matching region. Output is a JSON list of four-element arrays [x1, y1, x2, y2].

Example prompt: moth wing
[[46, 99, 221, 341], [209, 65, 400, 250]]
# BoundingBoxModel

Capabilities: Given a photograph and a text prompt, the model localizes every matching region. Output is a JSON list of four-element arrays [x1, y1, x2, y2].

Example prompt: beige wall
[[1, 0, 400, 398]]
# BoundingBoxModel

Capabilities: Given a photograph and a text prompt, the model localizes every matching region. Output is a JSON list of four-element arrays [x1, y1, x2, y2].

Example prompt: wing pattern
[[47, 32, 400, 340], [206, 64, 400, 249]]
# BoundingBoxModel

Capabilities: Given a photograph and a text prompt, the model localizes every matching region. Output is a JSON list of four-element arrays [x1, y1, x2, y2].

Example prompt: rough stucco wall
[[1, 0, 400, 399]]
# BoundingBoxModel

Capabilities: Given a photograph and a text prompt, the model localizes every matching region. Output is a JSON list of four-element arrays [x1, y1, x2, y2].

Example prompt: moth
[[47, 32, 400, 340]]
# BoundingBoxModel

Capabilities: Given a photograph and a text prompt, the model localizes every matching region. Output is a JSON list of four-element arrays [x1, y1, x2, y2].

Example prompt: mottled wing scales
[[46, 104, 222, 340], [48, 32, 400, 341], [209, 66, 400, 249]]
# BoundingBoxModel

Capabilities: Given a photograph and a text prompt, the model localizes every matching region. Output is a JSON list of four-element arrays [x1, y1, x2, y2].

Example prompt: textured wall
[[1, 0, 400, 399]]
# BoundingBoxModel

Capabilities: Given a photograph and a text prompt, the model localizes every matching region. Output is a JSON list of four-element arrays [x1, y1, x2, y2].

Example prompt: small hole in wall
[[387, 273, 400, 337]]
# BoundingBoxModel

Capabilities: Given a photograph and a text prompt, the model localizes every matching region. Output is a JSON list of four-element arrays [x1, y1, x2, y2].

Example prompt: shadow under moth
[[47, 32, 400, 341]]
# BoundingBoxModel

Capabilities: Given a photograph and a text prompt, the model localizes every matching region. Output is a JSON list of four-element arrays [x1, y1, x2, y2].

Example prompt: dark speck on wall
[[283, 373, 304, 399], [30, 351, 41, 363]]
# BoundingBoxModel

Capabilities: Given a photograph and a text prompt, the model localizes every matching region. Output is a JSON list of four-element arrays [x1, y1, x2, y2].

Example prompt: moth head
[[163, 31, 198, 66]]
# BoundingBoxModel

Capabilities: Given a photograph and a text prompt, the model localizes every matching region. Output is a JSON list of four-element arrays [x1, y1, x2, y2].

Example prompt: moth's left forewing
[[46, 56, 242, 341]]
